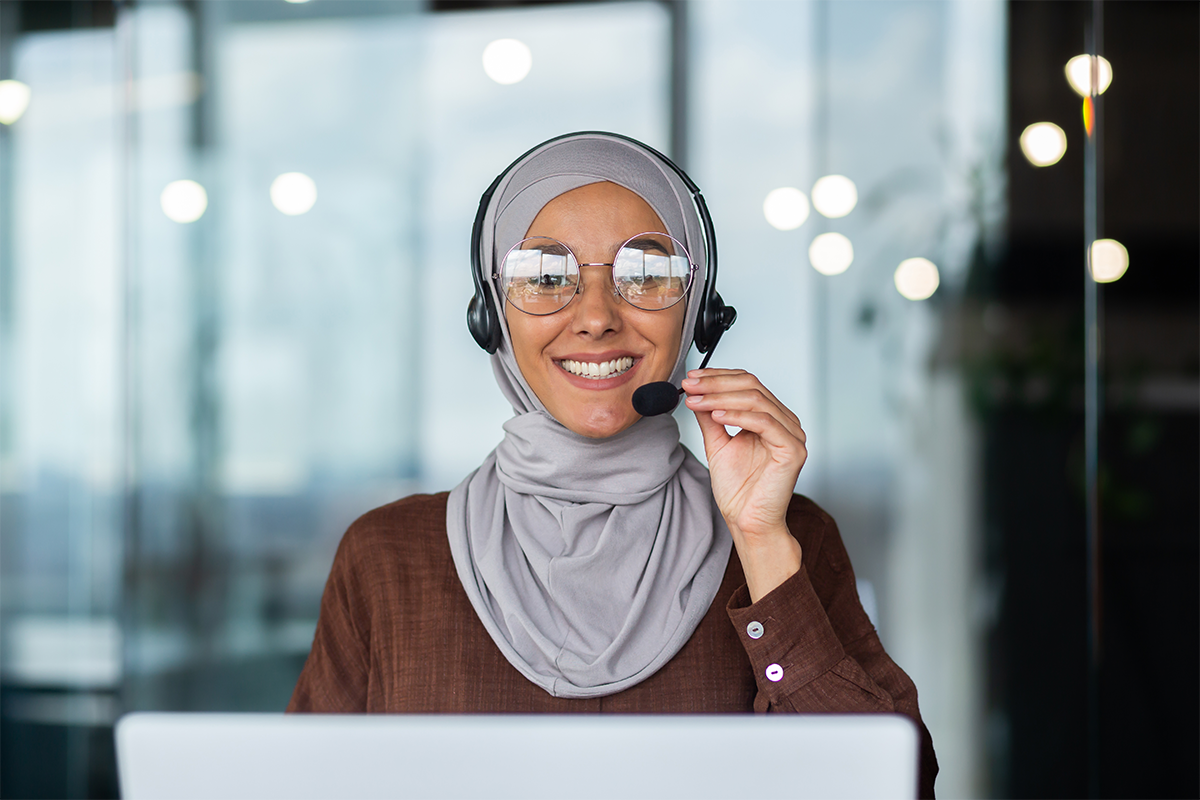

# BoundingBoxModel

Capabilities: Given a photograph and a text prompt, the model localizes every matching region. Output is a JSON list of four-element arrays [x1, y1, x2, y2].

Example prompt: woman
[[289, 132, 937, 797]]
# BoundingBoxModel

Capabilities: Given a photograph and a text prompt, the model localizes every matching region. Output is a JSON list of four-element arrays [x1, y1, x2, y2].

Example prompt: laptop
[[116, 712, 918, 799]]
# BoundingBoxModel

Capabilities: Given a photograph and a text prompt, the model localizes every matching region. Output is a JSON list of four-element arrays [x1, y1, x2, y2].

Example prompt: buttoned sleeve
[[725, 496, 939, 799]]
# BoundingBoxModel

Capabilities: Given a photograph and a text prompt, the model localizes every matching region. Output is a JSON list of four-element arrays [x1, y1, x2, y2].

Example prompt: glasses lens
[[613, 233, 693, 310], [500, 237, 579, 314]]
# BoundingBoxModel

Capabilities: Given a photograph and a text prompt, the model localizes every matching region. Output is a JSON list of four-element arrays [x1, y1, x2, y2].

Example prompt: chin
[[566, 403, 639, 439]]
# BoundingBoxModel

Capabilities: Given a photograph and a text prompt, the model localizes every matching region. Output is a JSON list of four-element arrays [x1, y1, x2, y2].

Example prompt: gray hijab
[[446, 133, 731, 698]]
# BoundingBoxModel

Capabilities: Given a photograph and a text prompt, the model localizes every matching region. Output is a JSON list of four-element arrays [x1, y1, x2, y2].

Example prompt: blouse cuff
[[726, 566, 847, 702]]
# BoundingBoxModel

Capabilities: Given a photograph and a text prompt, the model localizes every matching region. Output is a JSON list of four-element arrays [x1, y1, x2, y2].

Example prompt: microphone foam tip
[[632, 382, 681, 417]]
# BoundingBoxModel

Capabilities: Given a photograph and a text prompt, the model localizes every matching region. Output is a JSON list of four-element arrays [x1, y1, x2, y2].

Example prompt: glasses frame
[[495, 231, 697, 316]]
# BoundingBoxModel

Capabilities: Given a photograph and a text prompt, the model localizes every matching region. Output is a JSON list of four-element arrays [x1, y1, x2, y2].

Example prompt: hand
[[683, 368, 807, 601]]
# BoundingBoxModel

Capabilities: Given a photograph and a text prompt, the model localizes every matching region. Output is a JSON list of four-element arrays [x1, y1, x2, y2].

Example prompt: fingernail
[[685, 395, 700, 405], [682, 377, 698, 386], [687, 369, 701, 377], [712, 409, 726, 418]]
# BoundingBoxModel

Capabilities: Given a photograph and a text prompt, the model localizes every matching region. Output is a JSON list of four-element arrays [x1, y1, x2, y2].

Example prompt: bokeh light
[[811, 175, 858, 218], [894, 257, 940, 300], [1089, 238, 1129, 283], [1065, 54, 1113, 97], [482, 39, 532, 85], [270, 172, 318, 216], [762, 187, 810, 230], [159, 180, 208, 223], [808, 232, 854, 276], [0, 79, 32, 125], [1019, 122, 1067, 167]]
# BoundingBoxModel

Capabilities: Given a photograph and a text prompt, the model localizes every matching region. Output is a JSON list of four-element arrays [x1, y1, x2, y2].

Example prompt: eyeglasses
[[496, 232, 696, 315]]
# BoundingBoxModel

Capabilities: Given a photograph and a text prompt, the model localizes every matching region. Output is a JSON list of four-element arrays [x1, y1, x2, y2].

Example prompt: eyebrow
[[524, 241, 572, 256], [624, 236, 674, 255]]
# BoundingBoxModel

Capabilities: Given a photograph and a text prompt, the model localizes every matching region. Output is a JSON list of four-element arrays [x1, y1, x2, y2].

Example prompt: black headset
[[467, 131, 736, 361]]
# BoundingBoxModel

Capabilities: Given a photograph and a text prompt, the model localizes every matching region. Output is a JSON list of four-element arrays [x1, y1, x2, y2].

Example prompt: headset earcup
[[467, 291, 501, 354], [719, 301, 737, 332], [694, 290, 735, 354]]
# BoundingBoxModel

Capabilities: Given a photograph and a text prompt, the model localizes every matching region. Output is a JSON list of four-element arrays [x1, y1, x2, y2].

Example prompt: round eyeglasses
[[496, 232, 696, 315]]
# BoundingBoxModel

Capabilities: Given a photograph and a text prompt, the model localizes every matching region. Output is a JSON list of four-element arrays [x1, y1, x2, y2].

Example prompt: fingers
[[682, 369, 805, 442], [683, 369, 800, 428], [685, 388, 805, 442], [708, 408, 808, 464], [686, 371, 809, 544]]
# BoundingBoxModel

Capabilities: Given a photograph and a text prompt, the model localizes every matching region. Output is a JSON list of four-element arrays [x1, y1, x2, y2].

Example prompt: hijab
[[446, 133, 731, 698]]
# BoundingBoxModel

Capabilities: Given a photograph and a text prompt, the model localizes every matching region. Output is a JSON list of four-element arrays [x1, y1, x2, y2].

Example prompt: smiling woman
[[288, 132, 938, 798]]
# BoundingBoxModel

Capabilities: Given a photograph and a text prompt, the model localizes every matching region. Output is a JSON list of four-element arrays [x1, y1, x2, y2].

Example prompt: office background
[[0, 1, 1196, 797]]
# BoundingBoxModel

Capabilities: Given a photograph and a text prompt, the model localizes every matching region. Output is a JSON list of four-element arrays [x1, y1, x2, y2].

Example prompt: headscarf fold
[[446, 133, 731, 698]]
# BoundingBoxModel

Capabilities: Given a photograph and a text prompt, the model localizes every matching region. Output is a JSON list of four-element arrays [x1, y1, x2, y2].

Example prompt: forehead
[[525, 182, 667, 240]]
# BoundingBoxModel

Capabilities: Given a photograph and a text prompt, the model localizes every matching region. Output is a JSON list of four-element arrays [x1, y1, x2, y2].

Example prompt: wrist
[[731, 524, 802, 603]]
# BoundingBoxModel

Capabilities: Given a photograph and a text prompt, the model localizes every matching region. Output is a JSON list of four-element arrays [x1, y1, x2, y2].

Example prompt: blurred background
[[0, 0, 1195, 797]]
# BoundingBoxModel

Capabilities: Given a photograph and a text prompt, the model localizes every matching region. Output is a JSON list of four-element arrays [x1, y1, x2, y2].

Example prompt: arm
[[725, 505, 939, 798], [684, 370, 937, 798], [287, 526, 372, 713]]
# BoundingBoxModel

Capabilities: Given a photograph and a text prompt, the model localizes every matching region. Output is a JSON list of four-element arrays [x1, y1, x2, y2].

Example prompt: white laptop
[[116, 712, 918, 799]]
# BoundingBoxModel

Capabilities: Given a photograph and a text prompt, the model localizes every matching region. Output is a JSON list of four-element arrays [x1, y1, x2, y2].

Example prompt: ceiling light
[[762, 187, 810, 231], [1065, 55, 1113, 97], [808, 232, 854, 275], [482, 39, 532, 85], [160, 180, 208, 223], [811, 175, 857, 218], [1089, 239, 1128, 283], [0, 80, 31, 125], [1019, 122, 1067, 167], [894, 257, 940, 300], [270, 172, 317, 216]]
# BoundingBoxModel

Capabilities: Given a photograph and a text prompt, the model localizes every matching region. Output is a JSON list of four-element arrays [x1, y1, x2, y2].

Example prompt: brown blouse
[[289, 492, 939, 798]]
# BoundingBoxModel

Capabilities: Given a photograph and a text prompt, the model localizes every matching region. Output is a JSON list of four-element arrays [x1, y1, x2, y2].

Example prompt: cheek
[[660, 307, 689, 359], [506, 313, 559, 375], [633, 307, 687, 368]]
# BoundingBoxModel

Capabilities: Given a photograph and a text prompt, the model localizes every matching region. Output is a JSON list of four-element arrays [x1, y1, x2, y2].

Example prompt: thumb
[[692, 408, 732, 459]]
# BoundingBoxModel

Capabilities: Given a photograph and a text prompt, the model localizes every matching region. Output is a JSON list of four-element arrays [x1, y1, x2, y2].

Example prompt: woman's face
[[506, 181, 687, 439]]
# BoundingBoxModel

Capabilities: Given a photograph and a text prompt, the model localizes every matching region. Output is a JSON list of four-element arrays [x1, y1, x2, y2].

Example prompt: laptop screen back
[[116, 712, 918, 799]]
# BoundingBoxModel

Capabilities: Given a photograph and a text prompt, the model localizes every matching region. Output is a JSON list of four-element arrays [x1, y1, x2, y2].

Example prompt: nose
[[569, 265, 623, 338]]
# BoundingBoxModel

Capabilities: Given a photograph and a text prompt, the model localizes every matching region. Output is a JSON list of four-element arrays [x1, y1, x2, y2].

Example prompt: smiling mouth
[[557, 357, 636, 379]]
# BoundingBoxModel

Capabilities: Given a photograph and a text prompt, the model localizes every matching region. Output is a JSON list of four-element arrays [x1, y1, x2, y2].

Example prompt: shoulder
[[345, 492, 450, 542], [333, 492, 451, 575]]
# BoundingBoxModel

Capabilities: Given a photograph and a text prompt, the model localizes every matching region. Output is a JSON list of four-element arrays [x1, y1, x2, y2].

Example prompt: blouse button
[[765, 663, 784, 682], [746, 621, 764, 639]]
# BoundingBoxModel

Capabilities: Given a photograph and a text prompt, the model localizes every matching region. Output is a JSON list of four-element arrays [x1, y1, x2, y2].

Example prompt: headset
[[467, 131, 736, 362]]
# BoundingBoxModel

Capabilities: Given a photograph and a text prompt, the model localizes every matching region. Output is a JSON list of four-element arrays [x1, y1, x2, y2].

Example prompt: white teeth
[[559, 357, 635, 379]]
